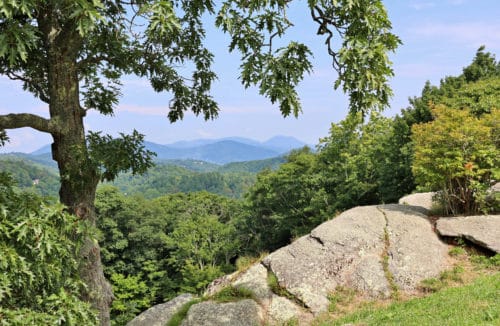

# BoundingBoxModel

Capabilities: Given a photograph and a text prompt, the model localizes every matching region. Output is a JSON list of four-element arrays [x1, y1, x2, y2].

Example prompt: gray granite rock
[[180, 300, 262, 326], [398, 192, 435, 215], [232, 263, 272, 300], [436, 215, 500, 253], [127, 293, 193, 326], [381, 204, 449, 291], [262, 206, 390, 314]]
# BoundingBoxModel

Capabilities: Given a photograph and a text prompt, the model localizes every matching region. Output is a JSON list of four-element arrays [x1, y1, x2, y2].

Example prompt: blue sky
[[1, 0, 499, 153]]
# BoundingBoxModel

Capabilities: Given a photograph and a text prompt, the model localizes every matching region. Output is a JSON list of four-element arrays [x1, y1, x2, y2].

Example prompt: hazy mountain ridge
[[26, 136, 309, 165]]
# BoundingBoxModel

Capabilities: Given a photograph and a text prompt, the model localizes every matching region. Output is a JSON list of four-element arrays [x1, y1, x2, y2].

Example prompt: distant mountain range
[[26, 136, 310, 165]]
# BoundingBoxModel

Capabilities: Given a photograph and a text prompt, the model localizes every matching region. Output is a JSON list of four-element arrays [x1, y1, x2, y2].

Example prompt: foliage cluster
[[107, 163, 256, 199], [0, 173, 97, 324], [412, 106, 499, 215], [94, 186, 247, 324]]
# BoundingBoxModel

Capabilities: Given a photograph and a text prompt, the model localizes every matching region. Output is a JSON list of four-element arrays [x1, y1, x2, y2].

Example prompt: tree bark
[[44, 20, 113, 325]]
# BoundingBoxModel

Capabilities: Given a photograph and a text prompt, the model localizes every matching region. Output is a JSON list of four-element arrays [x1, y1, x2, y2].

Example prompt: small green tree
[[412, 106, 499, 215]]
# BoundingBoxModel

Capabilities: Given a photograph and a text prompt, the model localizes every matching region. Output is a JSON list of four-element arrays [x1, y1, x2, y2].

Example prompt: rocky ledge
[[128, 191, 499, 326]]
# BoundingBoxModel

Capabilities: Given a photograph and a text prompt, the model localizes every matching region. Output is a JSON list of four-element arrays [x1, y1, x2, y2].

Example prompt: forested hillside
[[0, 155, 286, 199], [0, 156, 60, 197]]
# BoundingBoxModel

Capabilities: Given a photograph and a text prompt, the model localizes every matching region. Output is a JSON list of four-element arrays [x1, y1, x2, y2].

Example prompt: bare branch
[[0, 113, 56, 134], [310, 6, 344, 74]]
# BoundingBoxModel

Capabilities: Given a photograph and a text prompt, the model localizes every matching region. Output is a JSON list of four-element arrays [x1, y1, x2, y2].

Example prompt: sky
[[1, 0, 499, 153]]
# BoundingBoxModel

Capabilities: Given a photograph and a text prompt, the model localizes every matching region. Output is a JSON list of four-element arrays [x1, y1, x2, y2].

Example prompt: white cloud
[[410, 22, 500, 49]]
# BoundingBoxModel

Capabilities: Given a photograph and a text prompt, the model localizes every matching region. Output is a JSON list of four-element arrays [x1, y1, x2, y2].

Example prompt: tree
[[0, 1, 399, 323], [412, 105, 499, 215], [245, 147, 329, 251]]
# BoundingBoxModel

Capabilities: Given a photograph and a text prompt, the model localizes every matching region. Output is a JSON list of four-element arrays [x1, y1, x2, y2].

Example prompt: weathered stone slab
[[180, 300, 262, 326], [398, 192, 435, 215], [262, 206, 389, 314], [267, 294, 311, 325], [436, 215, 500, 253], [232, 263, 272, 300], [381, 205, 449, 291], [127, 293, 193, 326]]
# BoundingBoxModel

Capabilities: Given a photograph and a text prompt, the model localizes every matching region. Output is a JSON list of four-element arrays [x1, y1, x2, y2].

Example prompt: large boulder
[[436, 215, 500, 253], [127, 293, 193, 326], [180, 300, 262, 326], [262, 205, 449, 314], [263, 206, 389, 314]]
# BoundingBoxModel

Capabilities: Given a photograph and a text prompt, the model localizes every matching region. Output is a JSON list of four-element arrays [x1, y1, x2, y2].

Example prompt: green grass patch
[[267, 271, 297, 302], [166, 299, 201, 326], [381, 227, 400, 299], [209, 285, 255, 303], [319, 274, 499, 325], [327, 286, 357, 313], [448, 246, 467, 256], [420, 265, 464, 293], [471, 254, 500, 270]]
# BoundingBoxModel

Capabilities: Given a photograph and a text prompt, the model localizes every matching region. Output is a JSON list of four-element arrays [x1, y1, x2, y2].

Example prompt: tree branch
[[4, 71, 50, 104], [0, 113, 56, 134]]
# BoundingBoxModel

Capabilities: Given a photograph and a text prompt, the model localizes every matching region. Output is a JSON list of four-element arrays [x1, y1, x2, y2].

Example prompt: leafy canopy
[[0, 0, 399, 122]]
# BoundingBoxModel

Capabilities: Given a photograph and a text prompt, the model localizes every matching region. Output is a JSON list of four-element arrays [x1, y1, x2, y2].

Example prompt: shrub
[[412, 106, 499, 215]]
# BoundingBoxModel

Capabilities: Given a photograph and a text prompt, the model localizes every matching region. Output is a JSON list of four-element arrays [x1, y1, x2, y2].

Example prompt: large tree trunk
[[47, 37, 113, 325]]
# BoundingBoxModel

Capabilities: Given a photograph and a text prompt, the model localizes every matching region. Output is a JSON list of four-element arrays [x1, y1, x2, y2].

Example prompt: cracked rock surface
[[262, 205, 449, 314], [382, 204, 449, 291]]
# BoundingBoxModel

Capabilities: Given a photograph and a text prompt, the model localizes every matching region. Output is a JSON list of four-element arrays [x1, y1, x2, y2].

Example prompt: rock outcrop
[[127, 293, 193, 326], [128, 203, 466, 325], [262, 205, 448, 314], [436, 215, 500, 253]]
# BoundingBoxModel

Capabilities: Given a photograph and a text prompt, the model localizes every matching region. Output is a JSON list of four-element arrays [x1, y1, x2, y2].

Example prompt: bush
[[412, 106, 499, 215]]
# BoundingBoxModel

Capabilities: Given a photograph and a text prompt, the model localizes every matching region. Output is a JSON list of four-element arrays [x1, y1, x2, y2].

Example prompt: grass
[[267, 271, 298, 303], [318, 274, 499, 326], [327, 286, 357, 313], [448, 246, 467, 256], [381, 227, 400, 299], [419, 265, 465, 293], [209, 285, 255, 303], [471, 254, 500, 270]]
